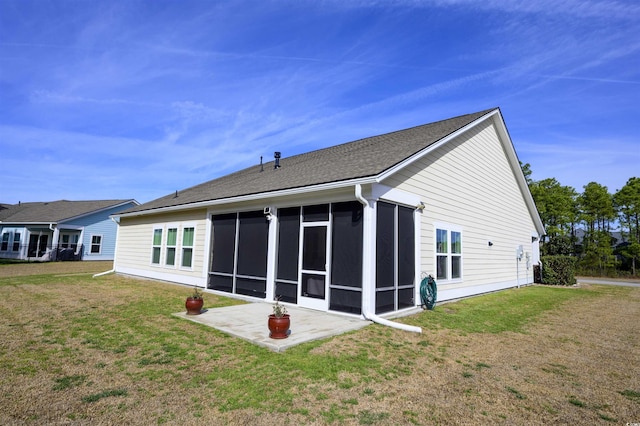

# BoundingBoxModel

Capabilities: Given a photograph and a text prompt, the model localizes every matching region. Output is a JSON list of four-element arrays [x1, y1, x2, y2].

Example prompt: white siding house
[[113, 108, 544, 317]]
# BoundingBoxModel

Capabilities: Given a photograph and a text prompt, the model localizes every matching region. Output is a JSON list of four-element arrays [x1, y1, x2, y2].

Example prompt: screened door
[[297, 204, 331, 310], [299, 224, 329, 310]]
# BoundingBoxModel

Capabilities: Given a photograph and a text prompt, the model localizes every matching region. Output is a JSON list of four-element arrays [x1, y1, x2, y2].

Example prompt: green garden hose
[[420, 275, 437, 310]]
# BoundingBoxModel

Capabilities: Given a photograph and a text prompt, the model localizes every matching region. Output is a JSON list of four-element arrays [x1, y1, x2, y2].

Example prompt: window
[[181, 227, 194, 268], [436, 226, 462, 281], [1, 233, 8, 251], [13, 232, 20, 252], [60, 233, 79, 251], [152, 228, 163, 264], [90, 235, 102, 254], [165, 227, 177, 266]]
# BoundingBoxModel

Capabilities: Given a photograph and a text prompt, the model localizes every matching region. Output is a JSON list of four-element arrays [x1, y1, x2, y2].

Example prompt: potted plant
[[268, 298, 290, 339], [185, 287, 204, 315]]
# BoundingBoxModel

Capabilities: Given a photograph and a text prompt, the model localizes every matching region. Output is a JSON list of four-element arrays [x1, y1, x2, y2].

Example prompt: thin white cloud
[[1, 0, 637, 205], [372, 0, 640, 20]]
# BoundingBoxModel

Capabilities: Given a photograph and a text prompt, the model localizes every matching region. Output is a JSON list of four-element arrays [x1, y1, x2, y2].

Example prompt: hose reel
[[420, 274, 437, 310]]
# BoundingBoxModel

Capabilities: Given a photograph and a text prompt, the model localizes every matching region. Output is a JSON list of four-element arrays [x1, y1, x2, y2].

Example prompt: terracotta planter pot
[[268, 314, 290, 339], [185, 297, 204, 315]]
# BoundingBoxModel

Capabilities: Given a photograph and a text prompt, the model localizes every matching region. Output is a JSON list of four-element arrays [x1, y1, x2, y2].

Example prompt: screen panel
[[275, 281, 297, 304], [398, 287, 414, 310], [376, 202, 395, 288], [303, 204, 329, 222], [276, 207, 300, 281], [302, 226, 326, 271], [236, 277, 266, 299], [211, 213, 237, 274], [302, 273, 325, 299], [329, 288, 362, 314], [237, 211, 269, 277], [331, 201, 363, 288], [375, 289, 395, 314], [209, 274, 233, 293], [398, 206, 415, 286]]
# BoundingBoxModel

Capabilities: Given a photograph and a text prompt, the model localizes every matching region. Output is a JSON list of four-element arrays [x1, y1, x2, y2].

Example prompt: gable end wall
[[383, 119, 538, 299]]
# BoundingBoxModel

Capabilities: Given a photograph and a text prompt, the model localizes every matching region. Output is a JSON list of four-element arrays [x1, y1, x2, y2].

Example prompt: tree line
[[521, 163, 639, 278]]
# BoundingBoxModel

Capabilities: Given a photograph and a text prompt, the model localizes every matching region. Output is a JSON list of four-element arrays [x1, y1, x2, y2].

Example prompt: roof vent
[[274, 151, 281, 169]]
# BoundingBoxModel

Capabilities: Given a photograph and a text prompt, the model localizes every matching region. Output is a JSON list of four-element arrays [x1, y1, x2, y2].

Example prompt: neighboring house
[[113, 108, 545, 317], [0, 199, 139, 261]]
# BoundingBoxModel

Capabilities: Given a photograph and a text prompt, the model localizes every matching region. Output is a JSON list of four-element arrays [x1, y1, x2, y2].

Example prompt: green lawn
[[1, 264, 638, 424]]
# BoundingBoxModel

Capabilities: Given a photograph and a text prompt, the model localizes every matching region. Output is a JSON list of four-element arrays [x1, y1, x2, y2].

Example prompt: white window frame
[[1, 233, 9, 251], [151, 226, 163, 266], [434, 223, 463, 283], [180, 224, 196, 270], [90, 234, 103, 254], [13, 232, 21, 252], [165, 225, 179, 267]]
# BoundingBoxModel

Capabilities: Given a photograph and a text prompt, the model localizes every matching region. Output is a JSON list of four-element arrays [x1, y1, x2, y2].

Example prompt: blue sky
[[1, 0, 638, 205]]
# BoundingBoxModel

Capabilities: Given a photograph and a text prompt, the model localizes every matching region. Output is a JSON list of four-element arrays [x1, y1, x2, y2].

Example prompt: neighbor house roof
[[0, 200, 137, 224], [125, 108, 498, 215]]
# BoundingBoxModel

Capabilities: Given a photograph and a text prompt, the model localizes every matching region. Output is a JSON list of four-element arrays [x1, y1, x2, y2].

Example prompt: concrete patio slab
[[174, 302, 370, 352]]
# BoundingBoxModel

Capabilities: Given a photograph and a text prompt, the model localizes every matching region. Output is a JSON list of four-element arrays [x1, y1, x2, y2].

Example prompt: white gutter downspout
[[355, 184, 422, 334], [93, 269, 114, 278], [93, 216, 119, 278], [49, 223, 59, 260]]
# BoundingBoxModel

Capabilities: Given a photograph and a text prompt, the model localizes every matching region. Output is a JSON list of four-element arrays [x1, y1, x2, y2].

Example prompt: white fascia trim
[[59, 200, 140, 223], [1, 222, 58, 226], [115, 177, 377, 219]]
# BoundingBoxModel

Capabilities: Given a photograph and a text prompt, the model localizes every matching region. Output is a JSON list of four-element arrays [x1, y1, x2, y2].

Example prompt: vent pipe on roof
[[274, 152, 281, 169], [260, 156, 264, 172]]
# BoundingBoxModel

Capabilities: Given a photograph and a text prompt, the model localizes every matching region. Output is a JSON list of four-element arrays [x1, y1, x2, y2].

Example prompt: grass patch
[[405, 286, 597, 333], [598, 413, 617, 422], [506, 386, 526, 400], [358, 410, 390, 424], [619, 389, 640, 401], [82, 388, 128, 403], [53, 375, 86, 390], [568, 396, 586, 407]]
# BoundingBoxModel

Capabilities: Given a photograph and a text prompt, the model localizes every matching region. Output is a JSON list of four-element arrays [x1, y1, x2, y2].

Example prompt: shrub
[[541, 256, 577, 286]]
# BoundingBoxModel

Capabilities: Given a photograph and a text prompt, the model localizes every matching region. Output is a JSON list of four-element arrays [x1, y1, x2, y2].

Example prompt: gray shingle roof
[[126, 108, 496, 214], [0, 200, 135, 223]]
